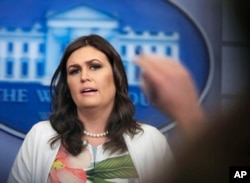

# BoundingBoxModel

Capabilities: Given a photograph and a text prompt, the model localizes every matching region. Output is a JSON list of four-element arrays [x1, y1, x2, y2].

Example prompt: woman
[[8, 34, 173, 183]]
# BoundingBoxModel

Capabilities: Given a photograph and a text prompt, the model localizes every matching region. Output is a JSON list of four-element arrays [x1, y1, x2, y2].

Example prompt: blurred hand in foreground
[[134, 54, 205, 137]]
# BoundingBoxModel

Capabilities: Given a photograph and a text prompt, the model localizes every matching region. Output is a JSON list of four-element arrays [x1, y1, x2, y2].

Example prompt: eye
[[90, 64, 102, 70], [68, 68, 80, 75]]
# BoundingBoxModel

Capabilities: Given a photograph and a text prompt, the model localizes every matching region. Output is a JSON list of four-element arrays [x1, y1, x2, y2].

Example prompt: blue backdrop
[[0, 1, 212, 181]]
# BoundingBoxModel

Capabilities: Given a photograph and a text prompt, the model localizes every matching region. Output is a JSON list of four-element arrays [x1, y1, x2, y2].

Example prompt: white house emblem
[[0, 1, 212, 138]]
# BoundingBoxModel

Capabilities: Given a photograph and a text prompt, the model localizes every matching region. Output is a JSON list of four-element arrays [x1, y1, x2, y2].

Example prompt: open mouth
[[81, 88, 98, 93]]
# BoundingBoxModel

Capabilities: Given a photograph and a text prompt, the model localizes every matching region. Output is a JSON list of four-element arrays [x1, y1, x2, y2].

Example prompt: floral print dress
[[47, 144, 139, 183]]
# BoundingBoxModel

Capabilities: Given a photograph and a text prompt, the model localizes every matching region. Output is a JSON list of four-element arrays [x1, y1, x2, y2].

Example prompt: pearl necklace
[[83, 130, 109, 138]]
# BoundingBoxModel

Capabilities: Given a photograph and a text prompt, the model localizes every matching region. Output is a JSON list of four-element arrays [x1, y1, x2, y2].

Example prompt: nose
[[80, 70, 90, 82]]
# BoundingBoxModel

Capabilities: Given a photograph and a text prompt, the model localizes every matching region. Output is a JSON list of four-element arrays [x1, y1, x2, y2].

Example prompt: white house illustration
[[0, 4, 179, 86]]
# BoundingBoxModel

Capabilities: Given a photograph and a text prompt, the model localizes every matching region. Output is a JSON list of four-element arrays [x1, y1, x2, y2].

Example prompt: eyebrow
[[67, 59, 101, 69]]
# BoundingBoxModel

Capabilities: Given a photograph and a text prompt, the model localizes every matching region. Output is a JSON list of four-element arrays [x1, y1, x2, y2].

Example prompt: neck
[[77, 106, 112, 132]]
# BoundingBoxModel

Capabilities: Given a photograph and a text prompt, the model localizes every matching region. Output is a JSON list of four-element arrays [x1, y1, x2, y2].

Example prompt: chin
[[79, 103, 99, 109]]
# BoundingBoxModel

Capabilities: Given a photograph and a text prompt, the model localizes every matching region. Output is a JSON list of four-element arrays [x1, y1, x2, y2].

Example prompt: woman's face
[[66, 46, 116, 111]]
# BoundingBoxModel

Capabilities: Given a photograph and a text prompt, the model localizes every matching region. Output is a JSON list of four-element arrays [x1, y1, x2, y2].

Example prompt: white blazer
[[8, 121, 174, 183]]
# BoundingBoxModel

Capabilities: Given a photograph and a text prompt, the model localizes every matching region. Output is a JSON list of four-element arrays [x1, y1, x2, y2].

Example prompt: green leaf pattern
[[86, 154, 138, 182]]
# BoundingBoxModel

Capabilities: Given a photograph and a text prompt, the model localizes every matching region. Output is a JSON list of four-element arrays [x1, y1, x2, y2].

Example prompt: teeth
[[84, 89, 92, 92], [82, 88, 97, 93]]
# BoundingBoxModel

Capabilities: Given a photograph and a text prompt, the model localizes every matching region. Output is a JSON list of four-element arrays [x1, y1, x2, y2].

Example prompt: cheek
[[66, 79, 71, 92], [102, 74, 116, 92], [67, 79, 76, 94]]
